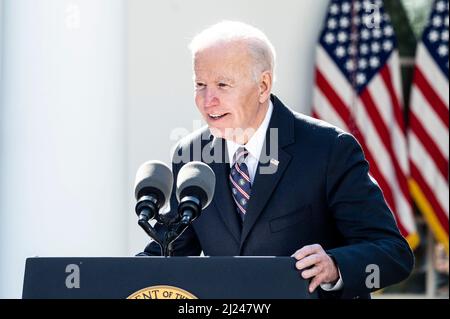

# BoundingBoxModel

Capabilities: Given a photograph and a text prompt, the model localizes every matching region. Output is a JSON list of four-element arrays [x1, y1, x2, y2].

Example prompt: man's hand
[[292, 244, 339, 293]]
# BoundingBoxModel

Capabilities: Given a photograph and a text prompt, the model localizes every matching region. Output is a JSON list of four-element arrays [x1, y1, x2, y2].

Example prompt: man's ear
[[259, 71, 273, 104]]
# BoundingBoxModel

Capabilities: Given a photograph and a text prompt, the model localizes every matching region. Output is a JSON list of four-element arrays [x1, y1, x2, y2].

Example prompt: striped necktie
[[229, 147, 252, 221]]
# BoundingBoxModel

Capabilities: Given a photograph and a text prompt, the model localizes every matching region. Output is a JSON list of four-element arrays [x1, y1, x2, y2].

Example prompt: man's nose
[[204, 88, 219, 107]]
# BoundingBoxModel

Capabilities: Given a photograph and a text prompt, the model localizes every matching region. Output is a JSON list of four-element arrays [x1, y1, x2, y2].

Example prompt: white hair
[[189, 21, 277, 81]]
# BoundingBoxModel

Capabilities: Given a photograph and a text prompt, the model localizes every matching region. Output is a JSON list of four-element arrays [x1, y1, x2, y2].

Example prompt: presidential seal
[[127, 285, 198, 299]]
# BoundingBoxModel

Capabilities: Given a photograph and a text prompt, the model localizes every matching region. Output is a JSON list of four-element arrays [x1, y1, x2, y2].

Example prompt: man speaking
[[139, 21, 414, 299]]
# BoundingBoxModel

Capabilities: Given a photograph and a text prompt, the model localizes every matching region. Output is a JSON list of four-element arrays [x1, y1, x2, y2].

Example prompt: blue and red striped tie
[[229, 147, 252, 221]]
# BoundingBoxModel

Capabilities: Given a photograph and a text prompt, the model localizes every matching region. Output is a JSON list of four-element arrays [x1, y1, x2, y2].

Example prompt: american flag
[[312, 0, 418, 248], [408, 0, 449, 254]]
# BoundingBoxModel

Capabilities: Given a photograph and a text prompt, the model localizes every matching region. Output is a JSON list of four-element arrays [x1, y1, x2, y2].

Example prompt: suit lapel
[[240, 95, 296, 246], [209, 136, 242, 244]]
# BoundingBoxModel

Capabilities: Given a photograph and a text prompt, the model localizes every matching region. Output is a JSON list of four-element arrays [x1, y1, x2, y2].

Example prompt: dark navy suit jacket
[[140, 95, 414, 299]]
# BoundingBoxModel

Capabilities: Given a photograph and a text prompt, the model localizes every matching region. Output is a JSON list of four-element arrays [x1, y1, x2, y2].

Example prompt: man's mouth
[[208, 113, 229, 120]]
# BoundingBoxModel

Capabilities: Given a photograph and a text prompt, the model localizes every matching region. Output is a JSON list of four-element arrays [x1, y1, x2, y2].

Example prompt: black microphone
[[176, 161, 215, 225], [134, 161, 173, 222]]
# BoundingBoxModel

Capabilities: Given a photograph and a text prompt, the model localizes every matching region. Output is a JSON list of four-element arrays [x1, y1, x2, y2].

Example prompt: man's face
[[193, 42, 267, 142]]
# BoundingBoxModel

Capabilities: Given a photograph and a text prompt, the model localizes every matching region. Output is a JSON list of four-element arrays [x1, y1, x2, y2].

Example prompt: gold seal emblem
[[127, 285, 198, 299]]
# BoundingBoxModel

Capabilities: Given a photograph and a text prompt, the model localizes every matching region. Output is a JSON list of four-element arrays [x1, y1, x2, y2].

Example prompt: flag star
[[354, 1, 361, 12], [330, 3, 340, 15], [338, 31, 348, 43], [360, 43, 370, 55], [356, 73, 366, 85], [383, 40, 393, 51], [438, 45, 448, 57], [342, 2, 351, 13], [445, 16, 449, 27], [442, 30, 449, 42], [336, 46, 346, 58], [371, 42, 381, 53], [348, 45, 357, 56], [361, 29, 371, 40], [370, 57, 380, 68], [328, 18, 338, 29], [433, 15, 443, 27], [340, 17, 350, 28], [429, 30, 440, 42], [359, 58, 368, 69], [373, 28, 382, 39], [325, 32, 336, 44], [383, 13, 391, 22], [346, 60, 355, 71], [384, 25, 394, 37], [436, 1, 446, 12]]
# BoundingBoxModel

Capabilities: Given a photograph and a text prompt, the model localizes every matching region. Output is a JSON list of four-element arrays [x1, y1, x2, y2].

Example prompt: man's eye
[[218, 83, 229, 88], [195, 83, 206, 89]]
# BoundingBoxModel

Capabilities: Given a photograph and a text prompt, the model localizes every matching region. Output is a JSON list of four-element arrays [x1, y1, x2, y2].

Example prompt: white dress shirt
[[225, 100, 343, 292]]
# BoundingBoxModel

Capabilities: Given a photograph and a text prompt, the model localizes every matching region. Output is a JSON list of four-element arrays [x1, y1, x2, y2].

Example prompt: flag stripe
[[416, 43, 450, 105], [316, 69, 353, 125], [353, 97, 412, 235], [388, 53, 405, 107], [380, 64, 406, 133], [410, 83, 449, 159], [410, 113, 449, 179], [409, 132, 449, 215], [414, 67, 449, 128], [368, 70, 409, 173], [313, 86, 348, 131], [359, 89, 411, 203]]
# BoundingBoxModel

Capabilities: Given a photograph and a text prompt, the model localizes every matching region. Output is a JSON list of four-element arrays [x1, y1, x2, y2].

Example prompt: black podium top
[[23, 257, 317, 299]]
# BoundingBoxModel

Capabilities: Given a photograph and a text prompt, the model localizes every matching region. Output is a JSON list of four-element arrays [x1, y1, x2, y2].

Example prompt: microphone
[[134, 160, 173, 222], [176, 161, 216, 225]]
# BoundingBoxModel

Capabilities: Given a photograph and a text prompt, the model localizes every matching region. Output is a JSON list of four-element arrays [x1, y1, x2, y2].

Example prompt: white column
[[0, 0, 126, 298]]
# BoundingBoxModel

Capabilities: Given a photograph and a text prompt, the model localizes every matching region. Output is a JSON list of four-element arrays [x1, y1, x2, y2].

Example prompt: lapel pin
[[270, 158, 279, 166]]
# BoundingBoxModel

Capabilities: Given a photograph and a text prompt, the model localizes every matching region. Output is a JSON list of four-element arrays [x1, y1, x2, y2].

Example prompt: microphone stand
[[137, 209, 193, 257]]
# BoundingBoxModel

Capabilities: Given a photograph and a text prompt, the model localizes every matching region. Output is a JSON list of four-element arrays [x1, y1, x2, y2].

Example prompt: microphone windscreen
[[134, 160, 173, 208], [176, 161, 216, 209]]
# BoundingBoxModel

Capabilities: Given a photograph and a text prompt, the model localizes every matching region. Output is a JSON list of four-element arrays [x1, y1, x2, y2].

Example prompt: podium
[[22, 257, 317, 299]]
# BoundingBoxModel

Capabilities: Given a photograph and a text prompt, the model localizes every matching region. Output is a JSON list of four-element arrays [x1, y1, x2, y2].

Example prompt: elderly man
[[140, 21, 414, 299]]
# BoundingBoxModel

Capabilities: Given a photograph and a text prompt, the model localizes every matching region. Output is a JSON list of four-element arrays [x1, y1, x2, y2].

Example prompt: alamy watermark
[[363, 1, 382, 29], [65, 2, 81, 30], [169, 122, 280, 175], [365, 264, 380, 289], [65, 264, 80, 289]]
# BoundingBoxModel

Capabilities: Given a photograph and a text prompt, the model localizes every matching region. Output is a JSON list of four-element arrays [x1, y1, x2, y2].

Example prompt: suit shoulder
[[288, 111, 364, 158]]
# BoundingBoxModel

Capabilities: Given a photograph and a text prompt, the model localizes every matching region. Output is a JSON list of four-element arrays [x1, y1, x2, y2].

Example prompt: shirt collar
[[226, 101, 274, 165]]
